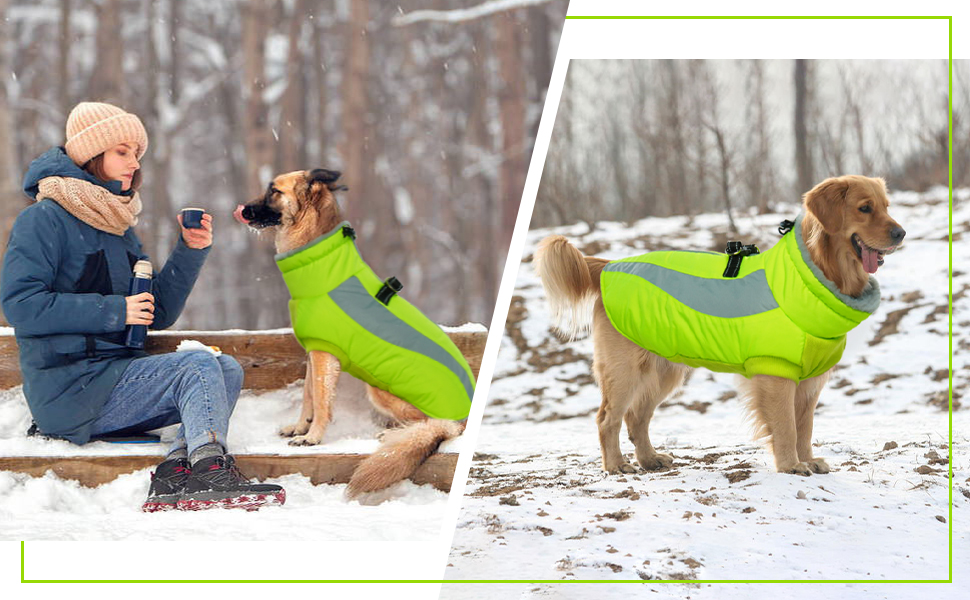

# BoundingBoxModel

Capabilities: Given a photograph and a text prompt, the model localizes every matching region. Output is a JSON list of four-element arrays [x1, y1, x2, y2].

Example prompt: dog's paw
[[806, 458, 830, 474], [604, 462, 638, 474], [638, 453, 674, 471], [288, 434, 323, 446], [782, 462, 814, 477], [279, 422, 310, 438]]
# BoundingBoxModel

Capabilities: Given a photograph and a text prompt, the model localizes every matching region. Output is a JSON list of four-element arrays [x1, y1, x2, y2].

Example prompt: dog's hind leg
[[289, 350, 341, 446], [745, 374, 811, 476], [794, 371, 831, 474], [625, 356, 687, 471], [592, 300, 642, 474], [367, 385, 428, 426], [279, 357, 315, 438]]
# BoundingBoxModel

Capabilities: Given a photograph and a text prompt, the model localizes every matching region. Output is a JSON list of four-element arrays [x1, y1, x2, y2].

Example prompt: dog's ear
[[308, 169, 349, 192], [804, 177, 848, 233]]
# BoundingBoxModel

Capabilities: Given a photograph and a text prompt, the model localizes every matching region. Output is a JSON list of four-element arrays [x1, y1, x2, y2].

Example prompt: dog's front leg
[[289, 350, 341, 446], [279, 356, 315, 438], [794, 372, 831, 474], [748, 374, 812, 476]]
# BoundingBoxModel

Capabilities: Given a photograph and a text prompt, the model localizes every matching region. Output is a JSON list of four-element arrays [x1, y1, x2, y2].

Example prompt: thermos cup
[[124, 260, 153, 349], [180, 207, 205, 229]]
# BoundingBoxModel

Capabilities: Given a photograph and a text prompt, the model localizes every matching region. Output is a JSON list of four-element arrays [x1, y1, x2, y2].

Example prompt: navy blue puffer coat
[[0, 147, 210, 443]]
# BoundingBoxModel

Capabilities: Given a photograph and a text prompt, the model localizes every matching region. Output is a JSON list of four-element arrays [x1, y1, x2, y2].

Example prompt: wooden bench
[[0, 328, 486, 491]]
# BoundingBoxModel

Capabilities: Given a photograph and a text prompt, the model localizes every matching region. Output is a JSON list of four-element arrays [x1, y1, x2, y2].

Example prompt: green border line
[[948, 13, 955, 587], [566, 15, 949, 19], [20, 14, 954, 586]]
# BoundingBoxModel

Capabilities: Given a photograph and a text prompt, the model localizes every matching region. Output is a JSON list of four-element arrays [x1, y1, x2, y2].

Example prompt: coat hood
[[22, 146, 129, 200]]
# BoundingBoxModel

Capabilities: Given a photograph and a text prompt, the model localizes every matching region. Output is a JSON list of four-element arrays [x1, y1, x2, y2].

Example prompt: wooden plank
[[0, 453, 459, 492], [0, 329, 486, 391]]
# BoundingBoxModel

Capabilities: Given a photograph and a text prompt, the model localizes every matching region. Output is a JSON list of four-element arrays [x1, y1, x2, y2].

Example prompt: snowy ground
[[0, 336, 474, 541], [442, 188, 965, 597]]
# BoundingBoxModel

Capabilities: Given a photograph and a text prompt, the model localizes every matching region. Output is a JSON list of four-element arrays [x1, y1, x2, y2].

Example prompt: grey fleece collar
[[792, 212, 881, 314]]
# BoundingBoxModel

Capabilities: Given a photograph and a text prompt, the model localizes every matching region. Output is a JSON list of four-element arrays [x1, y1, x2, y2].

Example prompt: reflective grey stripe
[[604, 262, 779, 318], [329, 276, 474, 402]]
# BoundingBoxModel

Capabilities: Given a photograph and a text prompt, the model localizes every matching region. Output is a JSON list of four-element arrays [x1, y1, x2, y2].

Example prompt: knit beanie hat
[[64, 101, 149, 166]]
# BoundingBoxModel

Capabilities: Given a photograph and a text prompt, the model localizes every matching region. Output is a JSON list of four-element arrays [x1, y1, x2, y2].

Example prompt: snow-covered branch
[[393, 0, 555, 26]]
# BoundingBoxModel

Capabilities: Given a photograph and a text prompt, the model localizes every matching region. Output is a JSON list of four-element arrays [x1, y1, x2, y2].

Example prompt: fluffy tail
[[534, 235, 609, 340], [345, 419, 465, 500]]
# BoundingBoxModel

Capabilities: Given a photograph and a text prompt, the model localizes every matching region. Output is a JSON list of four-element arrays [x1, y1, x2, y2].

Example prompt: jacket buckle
[[376, 276, 403, 305]]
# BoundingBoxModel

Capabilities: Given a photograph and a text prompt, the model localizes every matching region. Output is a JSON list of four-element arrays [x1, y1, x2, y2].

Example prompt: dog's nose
[[890, 226, 906, 244]]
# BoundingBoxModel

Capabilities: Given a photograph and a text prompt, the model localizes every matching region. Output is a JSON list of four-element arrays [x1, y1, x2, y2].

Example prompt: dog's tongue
[[861, 244, 880, 274], [232, 205, 249, 225]]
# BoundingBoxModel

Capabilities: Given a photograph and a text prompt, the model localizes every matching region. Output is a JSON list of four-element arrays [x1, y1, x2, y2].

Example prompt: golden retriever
[[534, 175, 905, 476]]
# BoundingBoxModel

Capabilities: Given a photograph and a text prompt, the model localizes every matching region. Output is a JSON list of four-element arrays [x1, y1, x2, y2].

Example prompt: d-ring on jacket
[[276, 221, 475, 420], [600, 214, 880, 382]]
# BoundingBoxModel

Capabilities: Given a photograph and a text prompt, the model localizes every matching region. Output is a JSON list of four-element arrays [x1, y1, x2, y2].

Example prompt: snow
[[393, 0, 554, 26], [0, 361, 471, 539], [443, 189, 963, 593]]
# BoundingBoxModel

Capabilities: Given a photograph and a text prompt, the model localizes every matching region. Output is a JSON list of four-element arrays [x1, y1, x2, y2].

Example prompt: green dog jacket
[[600, 214, 880, 382], [276, 222, 475, 420]]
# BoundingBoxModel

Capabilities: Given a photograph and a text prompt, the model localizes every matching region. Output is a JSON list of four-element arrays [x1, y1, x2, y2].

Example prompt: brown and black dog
[[534, 175, 905, 476], [234, 169, 464, 498]]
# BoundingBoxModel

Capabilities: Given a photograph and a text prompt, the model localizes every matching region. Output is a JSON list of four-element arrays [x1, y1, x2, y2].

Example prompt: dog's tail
[[345, 419, 465, 500], [534, 235, 609, 340]]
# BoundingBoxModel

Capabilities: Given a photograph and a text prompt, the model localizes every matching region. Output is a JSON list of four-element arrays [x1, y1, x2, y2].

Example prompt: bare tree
[[88, 0, 124, 104], [496, 9, 528, 252], [279, 0, 309, 172], [700, 66, 738, 236], [794, 59, 815, 196], [341, 0, 370, 226]]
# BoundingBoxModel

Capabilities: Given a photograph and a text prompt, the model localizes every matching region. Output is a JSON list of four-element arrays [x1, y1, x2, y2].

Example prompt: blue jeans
[[90, 351, 244, 457]]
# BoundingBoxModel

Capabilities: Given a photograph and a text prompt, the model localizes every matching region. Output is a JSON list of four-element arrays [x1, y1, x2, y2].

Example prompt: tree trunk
[[341, 0, 370, 225], [0, 0, 20, 311], [661, 60, 688, 216], [169, 0, 181, 104], [88, 0, 124, 105], [712, 125, 737, 235], [794, 59, 814, 196], [279, 0, 308, 172], [240, 0, 282, 327], [528, 6, 552, 111], [496, 10, 527, 254], [58, 0, 72, 118], [311, 4, 330, 167]]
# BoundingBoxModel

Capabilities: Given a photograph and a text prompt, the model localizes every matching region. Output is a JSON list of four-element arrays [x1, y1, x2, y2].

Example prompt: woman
[[0, 101, 284, 512]]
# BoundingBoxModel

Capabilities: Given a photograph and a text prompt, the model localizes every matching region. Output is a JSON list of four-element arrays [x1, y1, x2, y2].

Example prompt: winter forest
[[0, 0, 567, 329], [535, 59, 963, 228]]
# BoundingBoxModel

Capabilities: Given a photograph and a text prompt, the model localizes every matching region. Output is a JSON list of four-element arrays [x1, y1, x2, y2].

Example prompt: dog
[[534, 175, 905, 476], [233, 168, 470, 498]]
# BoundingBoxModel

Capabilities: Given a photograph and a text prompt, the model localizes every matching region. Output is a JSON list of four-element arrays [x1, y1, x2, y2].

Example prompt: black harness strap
[[723, 241, 761, 278], [342, 224, 356, 240]]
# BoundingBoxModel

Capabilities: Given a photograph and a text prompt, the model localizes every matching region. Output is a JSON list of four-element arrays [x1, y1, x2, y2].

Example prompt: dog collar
[[773, 213, 880, 339], [276, 220, 362, 299]]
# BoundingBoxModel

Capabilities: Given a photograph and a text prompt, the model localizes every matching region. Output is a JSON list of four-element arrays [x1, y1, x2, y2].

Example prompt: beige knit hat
[[64, 101, 149, 166]]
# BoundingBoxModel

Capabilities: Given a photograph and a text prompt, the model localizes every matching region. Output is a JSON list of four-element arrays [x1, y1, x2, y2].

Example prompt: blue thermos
[[124, 260, 153, 349]]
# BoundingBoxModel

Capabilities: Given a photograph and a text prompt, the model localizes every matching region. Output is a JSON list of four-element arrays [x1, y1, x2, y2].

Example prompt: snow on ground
[[0, 348, 471, 540], [442, 188, 965, 597]]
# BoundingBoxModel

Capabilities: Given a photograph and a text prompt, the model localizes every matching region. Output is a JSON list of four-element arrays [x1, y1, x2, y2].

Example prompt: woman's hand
[[125, 292, 155, 326], [178, 213, 213, 249]]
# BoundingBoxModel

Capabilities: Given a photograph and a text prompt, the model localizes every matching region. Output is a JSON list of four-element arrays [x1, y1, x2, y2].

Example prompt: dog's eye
[[859, 205, 872, 214]]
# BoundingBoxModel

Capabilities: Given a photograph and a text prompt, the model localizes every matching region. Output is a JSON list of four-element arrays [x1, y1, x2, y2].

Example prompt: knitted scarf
[[36, 176, 141, 236]]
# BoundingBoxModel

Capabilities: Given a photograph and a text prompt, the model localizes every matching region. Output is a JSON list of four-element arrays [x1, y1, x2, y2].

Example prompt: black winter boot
[[177, 455, 285, 511], [142, 458, 191, 513]]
